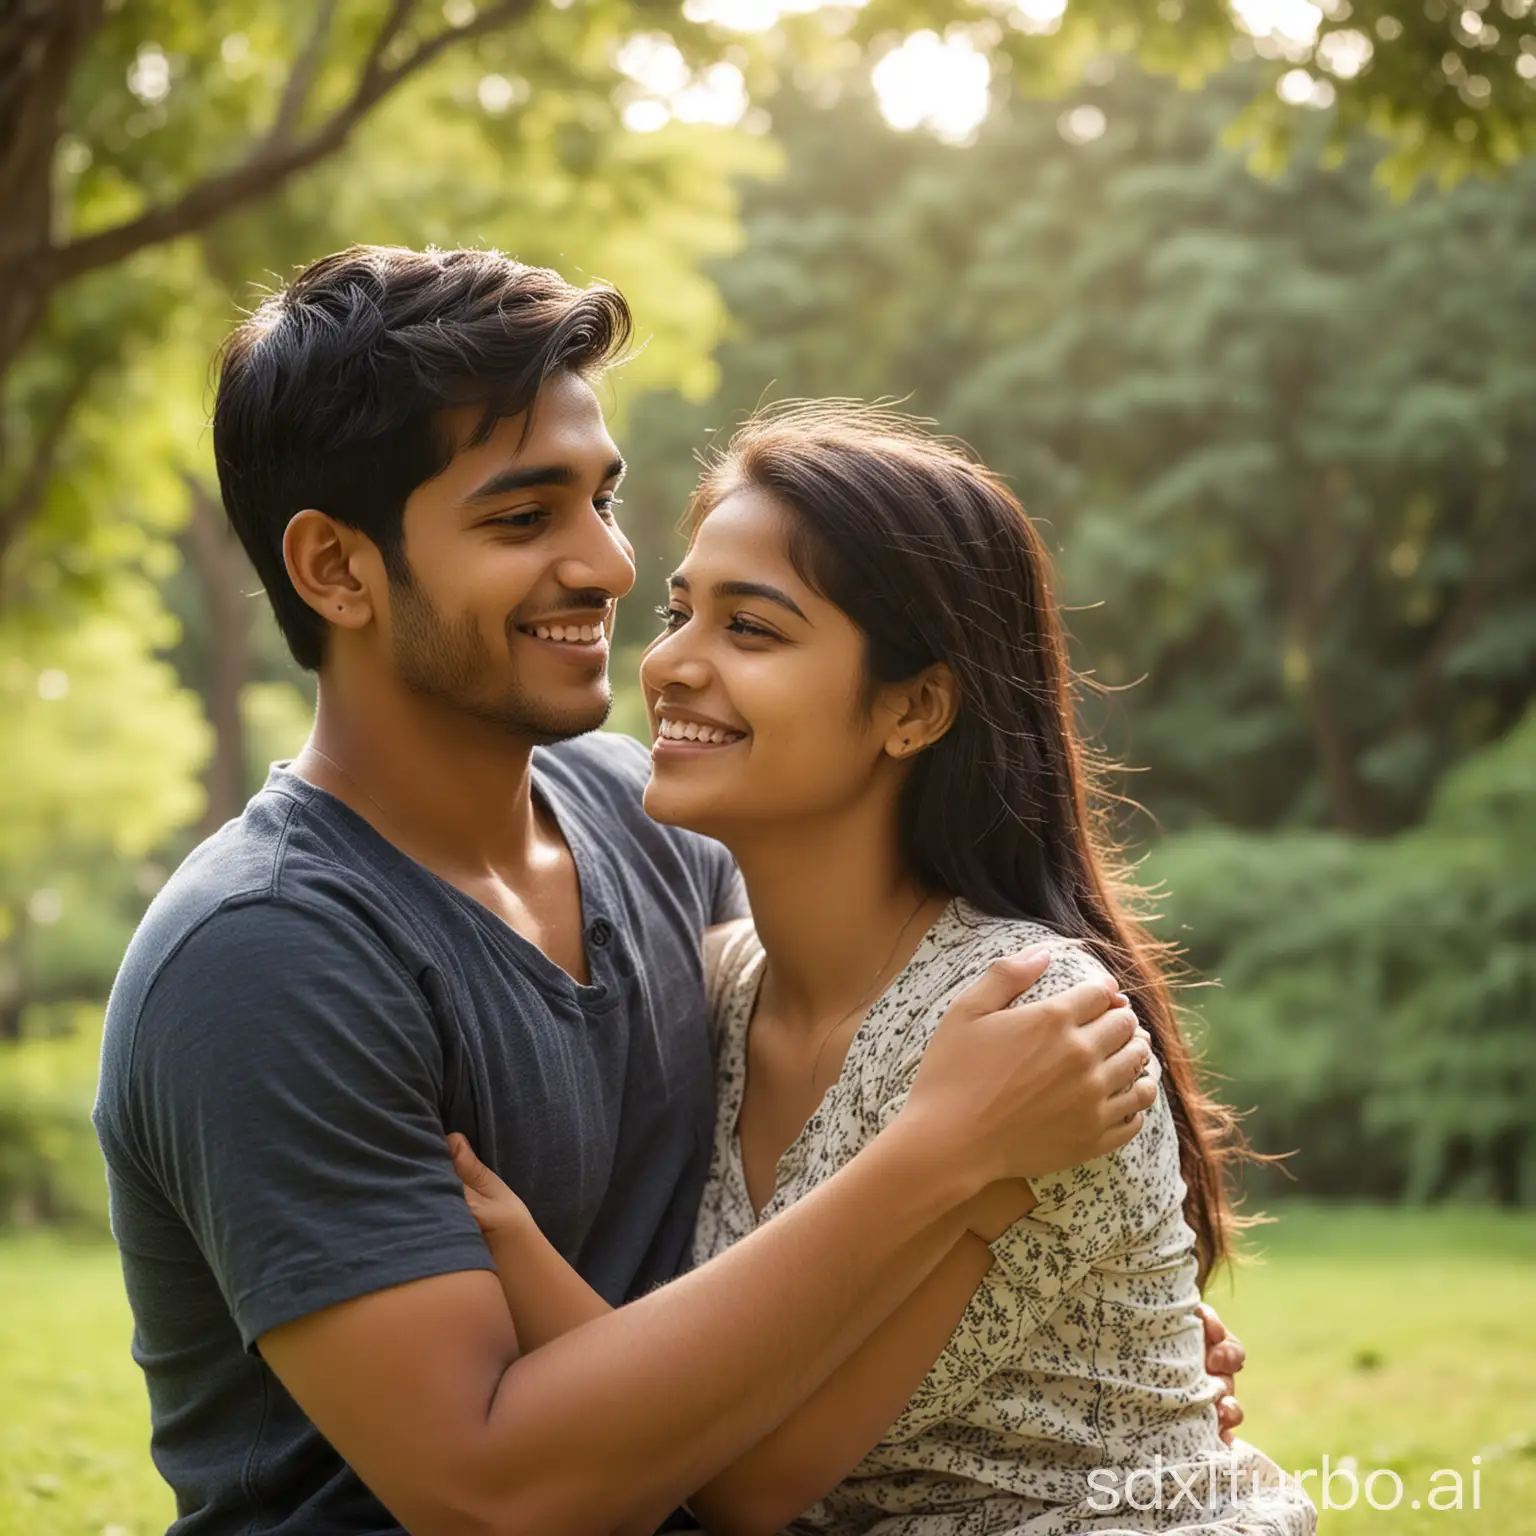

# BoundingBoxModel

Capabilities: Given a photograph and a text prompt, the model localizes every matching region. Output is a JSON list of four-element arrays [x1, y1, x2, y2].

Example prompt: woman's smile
[[652, 710, 750, 756]]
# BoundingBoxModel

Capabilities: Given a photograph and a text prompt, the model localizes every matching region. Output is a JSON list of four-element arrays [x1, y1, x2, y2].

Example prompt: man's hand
[[898, 947, 1156, 1193], [1198, 1301, 1248, 1445]]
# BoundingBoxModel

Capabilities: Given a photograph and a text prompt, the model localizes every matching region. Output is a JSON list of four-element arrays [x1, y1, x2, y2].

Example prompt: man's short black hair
[[212, 245, 632, 670]]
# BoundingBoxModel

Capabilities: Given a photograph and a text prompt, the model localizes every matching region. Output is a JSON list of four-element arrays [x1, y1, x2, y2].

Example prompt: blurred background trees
[[1, 0, 1532, 1223], [621, 60, 1536, 1204]]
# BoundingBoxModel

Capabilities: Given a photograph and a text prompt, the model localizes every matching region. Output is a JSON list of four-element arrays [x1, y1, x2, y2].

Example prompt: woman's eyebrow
[[669, 573, 809, 622]]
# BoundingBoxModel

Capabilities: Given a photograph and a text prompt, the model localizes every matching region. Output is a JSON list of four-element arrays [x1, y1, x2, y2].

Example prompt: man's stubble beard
[[388, 567, 611, 743]]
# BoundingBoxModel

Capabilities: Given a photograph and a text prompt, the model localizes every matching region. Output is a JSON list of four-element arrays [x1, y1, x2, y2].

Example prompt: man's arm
[[451, 1113, 1248, 1536], [260, 951, 1154, 1536]]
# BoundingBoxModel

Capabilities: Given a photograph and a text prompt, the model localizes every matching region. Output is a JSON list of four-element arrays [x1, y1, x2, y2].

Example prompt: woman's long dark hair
[[685, 400, 1260, 1284]]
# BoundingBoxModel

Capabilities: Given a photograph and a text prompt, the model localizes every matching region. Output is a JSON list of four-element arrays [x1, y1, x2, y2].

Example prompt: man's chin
[[496, 686, 613, 746]]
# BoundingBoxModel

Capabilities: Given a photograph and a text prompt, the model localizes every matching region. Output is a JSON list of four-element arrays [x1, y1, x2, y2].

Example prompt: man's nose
[[556, 503, 636, 599]]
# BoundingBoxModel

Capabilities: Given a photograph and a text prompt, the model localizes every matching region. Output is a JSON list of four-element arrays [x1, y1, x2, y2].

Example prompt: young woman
[[451, 403, 1317, 1535]]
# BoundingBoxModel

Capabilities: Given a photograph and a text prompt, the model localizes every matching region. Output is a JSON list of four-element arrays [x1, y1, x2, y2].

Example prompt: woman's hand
[[1197, 1301, 1248, 1445], [900, 948, 1157, 1192], [448, 1133, 532, 1243], [447, 1133, 615, 1356]]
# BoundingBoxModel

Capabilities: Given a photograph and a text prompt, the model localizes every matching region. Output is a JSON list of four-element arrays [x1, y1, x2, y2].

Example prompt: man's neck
[[293, 672, 547, 884]]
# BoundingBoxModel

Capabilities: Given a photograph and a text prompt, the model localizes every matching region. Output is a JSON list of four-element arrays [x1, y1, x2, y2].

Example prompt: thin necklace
[[301, 744, 402, 840], [804, 891, 936, 1086]]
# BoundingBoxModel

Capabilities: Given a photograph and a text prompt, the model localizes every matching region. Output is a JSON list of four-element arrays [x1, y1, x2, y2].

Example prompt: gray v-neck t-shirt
[[94, 731, 744, 1535]]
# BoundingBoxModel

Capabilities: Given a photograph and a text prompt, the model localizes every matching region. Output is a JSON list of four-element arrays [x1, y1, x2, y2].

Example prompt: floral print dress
[[694, 899, 1318, 1536]]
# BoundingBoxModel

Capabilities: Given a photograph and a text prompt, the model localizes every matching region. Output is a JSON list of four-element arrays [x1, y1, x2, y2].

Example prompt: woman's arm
[[451, 1053, 1242, 1536], [450, 1135, 612, 1353], [686, 1181, 1039, 1536], [451, 1137, 1036, 1535]]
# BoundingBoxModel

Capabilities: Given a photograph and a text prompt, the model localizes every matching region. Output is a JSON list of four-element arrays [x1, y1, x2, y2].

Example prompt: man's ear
[[283, 510, 378, 634], [881, 662, 958, 761]]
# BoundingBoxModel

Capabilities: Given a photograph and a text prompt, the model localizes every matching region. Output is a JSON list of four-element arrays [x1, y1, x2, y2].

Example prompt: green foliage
[[0, 581, 211, 1036], [0, 584, 209, 879], [240, 680, 315, 785], [1153, 710, 1536, 1204], [616, 73, 1536, 1206], [779, 0, 1536, 187], [4, 1, 772, 598], [623, 67, 1536, 830], [0, 1010, 110, 1229]]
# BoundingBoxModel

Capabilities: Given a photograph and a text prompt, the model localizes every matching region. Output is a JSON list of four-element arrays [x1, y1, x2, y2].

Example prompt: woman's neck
[[727, 795, 944, 1034]]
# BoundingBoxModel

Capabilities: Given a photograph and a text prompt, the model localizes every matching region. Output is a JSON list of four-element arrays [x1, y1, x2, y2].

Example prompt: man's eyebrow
[[668, 572, 809, 622], [465, 455, 626, 503]]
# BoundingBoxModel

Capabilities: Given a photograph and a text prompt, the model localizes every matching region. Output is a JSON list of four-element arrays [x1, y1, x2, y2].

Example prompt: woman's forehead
[[686, 488, 799, 572]]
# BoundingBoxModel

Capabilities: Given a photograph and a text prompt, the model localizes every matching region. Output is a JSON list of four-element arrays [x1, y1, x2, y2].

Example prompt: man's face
[[382, 371, 635, 741]]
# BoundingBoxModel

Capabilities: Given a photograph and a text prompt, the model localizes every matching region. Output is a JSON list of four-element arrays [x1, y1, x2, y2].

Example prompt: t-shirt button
[[588, 919, 612, 949]]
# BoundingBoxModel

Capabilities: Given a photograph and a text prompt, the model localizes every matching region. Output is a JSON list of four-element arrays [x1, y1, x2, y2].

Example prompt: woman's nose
[[641, 623, 710, 692]]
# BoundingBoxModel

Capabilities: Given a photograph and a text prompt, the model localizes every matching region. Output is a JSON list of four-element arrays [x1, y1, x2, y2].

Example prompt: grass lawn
[[1, 1203, 1533, 1535]]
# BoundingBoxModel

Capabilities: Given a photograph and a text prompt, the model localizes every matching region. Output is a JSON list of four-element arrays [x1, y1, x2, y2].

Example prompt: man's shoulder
[[101, 791, 407, 1091], [108, 794, 294, 1013]]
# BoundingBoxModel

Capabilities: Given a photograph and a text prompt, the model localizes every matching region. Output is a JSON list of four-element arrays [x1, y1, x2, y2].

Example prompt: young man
[[95, 246, 1246, 1536]]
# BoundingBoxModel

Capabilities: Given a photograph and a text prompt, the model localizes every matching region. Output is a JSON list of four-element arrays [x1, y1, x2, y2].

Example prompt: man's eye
[[489, 509, 546, 530]]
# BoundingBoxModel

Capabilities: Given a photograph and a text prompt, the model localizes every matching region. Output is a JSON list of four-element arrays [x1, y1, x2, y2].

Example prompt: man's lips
[[516, 615, 610, 645], [513, 615, 611, 667]]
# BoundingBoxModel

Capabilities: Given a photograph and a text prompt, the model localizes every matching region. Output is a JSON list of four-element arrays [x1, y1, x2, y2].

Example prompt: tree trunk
[[0, 0, 102, 361], [0, 908, 27, 1040], [0, 0, 105, 577], [183, 479, 252, 834], [1299, 660, 1372, 835]]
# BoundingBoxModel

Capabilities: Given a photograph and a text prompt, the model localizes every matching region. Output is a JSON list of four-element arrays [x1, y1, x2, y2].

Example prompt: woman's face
[[639, 486, 901, 838]]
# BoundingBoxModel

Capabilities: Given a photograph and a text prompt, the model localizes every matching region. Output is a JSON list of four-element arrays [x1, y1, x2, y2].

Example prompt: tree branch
[[50, 0, 536, 287], [266, 0, 345, 147], [1389, 481, 1521, 740], [0, 0, 105, 265], [0, 365, 95, 575]]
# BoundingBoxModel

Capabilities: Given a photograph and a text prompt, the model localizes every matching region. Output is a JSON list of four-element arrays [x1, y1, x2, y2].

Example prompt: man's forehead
[[518, 371, 616, 454], [440, 374, 618, 472]]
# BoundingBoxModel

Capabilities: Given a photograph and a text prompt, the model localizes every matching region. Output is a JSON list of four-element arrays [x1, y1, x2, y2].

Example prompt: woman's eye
[[596, 495, 623, 520], [728, 615, 776, 640], [655, 603, 688, 630]]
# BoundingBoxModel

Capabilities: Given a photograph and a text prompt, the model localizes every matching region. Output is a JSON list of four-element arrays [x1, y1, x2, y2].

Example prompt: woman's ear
[[882, 662, 958, 760], [282, 509, 377, 634]]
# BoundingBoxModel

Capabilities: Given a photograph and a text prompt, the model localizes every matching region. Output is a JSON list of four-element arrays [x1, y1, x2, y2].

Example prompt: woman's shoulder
[[702, 917, 763, 1051], [858, 900, 1113, 1098], [919, 898, 1115, 1006]]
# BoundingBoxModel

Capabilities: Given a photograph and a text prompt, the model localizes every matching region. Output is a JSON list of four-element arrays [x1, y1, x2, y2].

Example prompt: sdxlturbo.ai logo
[[1086, 1452, 1482, 1515]]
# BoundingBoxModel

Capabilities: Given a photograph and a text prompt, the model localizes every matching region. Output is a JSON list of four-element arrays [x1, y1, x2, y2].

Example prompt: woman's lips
[[651, 717, 748, 756]]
